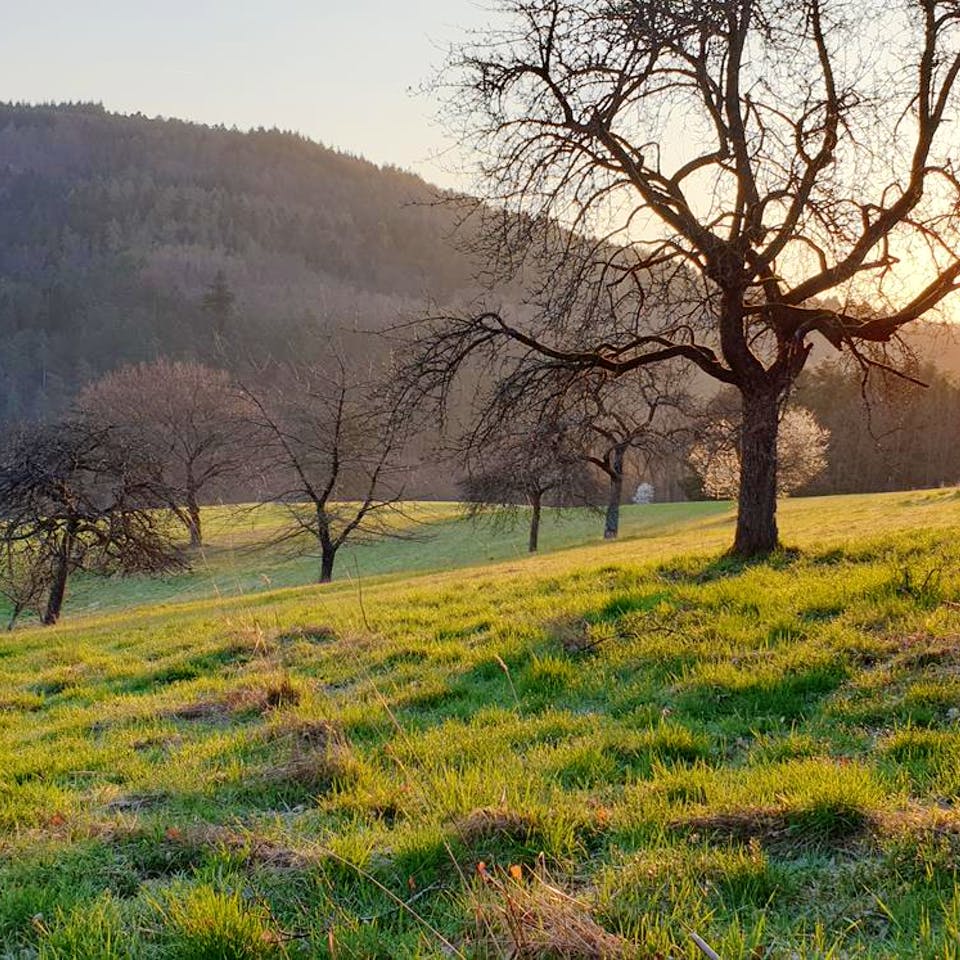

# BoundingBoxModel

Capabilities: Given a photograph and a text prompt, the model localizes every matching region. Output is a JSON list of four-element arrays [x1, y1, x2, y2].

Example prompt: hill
[[3, 490, 960, 956], [0, 102, 473, 421]]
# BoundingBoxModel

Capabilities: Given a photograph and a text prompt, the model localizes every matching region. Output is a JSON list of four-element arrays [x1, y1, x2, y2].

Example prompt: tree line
[[9, 343, 960, 628], [0, 102, 474, 425]]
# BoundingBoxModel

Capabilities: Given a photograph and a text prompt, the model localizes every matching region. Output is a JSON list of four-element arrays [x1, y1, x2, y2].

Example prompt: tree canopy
[[401, 0, 960, 555]]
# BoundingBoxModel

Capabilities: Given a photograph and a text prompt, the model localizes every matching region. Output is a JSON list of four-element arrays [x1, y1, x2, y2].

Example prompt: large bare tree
[[76, 359, 250, 547], [403, 0, 960, 555]]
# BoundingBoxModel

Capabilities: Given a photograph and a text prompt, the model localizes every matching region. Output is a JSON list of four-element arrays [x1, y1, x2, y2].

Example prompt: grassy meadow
[[3, 490, 960, 957]]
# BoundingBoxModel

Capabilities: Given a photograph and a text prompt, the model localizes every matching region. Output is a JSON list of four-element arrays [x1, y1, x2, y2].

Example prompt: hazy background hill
[[2, 102, 960, 498], [0, 101, 475, 421]]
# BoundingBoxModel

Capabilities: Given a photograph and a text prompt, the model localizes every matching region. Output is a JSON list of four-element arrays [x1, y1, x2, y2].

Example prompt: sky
[[0, 1, 495, 188]]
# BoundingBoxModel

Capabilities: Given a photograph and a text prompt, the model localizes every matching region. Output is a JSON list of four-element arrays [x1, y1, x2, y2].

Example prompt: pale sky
[[0, 1, 495, 188]]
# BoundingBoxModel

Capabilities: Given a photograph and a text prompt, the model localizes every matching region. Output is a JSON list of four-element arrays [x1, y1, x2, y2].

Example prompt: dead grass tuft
[[164, 677, 303, 723], [548, 618, 603, 656], [471, 865, 639, 959], [455, 807, 542, 846], [892, 633, 960, 672], [258, 715, 359, 794], [131, 733, 183, 752], [875, 803, 960, 838], [258, 751, 359, 794], [267, 716, 342, 748], [171, 824, 317, 871], [163, 698, 232, 723], [276, 624, 338, 644]]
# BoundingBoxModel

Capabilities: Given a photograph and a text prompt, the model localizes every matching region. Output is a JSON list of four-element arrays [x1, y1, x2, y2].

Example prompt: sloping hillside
[[0, 103, 472, 420], [3, 491, 960, 956]]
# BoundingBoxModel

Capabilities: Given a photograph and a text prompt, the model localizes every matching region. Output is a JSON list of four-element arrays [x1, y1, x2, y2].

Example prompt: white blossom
[[689, 407, 829, 500]]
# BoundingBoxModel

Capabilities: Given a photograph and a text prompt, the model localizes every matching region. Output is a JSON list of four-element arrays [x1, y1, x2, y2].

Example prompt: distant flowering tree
[[632, 483, 655, 505], [691, 408, 829, 501], [75, 359, 251, 548]]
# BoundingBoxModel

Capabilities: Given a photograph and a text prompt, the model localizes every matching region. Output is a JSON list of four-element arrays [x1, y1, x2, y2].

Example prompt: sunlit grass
[[2, 489, 960, 956]]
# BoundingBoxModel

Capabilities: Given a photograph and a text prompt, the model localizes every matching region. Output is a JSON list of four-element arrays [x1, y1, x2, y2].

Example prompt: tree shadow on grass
[[657, 547, 801, 585], [678, 660, 848, 724]]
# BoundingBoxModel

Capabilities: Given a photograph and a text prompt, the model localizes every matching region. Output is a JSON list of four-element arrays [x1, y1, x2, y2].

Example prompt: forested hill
[[3, 101, 960, 436], [0, 102, 473, 421]]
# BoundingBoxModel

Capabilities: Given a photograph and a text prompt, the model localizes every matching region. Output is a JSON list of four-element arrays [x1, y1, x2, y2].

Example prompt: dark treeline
[[796, 362, 960, 495], [0, 102, 474, 422]]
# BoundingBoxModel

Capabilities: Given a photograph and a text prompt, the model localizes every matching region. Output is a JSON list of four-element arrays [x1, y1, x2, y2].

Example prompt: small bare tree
[[75, 359, 251, 547], [0, 420, 187, 625], [460, 415, 595, 552], [239, 360, 410, 583], [0, 539, 48, 630], [569, 368, 693, 538]]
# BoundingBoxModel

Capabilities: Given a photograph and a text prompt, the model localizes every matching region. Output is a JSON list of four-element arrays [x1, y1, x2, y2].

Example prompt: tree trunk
[[319, 548, 336, 583], [43, 523, 76, 625], [528, 492, 542, 553], [318, 512, 336, 582], [732, 388, 781, 557], [603, 446, 626, 539], [186, 494, 202, 548]]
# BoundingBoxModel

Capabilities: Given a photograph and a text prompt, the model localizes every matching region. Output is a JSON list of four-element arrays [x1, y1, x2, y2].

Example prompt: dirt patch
[[106, 792, 168, 812], [672, 803, 871, 852], [673, 801, 960, 856]]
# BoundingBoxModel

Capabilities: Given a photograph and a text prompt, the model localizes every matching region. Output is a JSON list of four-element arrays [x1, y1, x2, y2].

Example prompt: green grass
[[3, 489, 960, 957], [38, 499, 729, 620]]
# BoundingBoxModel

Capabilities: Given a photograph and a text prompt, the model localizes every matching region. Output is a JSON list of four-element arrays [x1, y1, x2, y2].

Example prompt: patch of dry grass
[[470, 864, 641, 960]]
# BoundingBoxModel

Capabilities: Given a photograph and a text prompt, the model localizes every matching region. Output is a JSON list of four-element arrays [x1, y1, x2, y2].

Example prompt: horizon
[[0, 1, 496, 190]]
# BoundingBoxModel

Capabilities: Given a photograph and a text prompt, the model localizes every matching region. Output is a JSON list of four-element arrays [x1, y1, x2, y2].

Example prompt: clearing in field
[[3, 490, 960, 958]]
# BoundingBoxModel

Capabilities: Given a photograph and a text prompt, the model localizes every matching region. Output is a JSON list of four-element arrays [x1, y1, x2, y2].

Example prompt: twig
[[353, 556, 371, 631], [690, 931, 721, 959], [356, 880, 443, 922], [319, 848, 465, 958], [494, 654, 521, 709]]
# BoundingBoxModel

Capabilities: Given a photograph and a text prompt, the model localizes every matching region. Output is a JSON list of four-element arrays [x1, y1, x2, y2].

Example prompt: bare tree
[[0, 420, 186, 625], [460, 415, 595, 552], [76, 359, 250, 547], [239, 360, 410, 583], [402, 0, 960, 556], [569, 367, 693, 538]]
